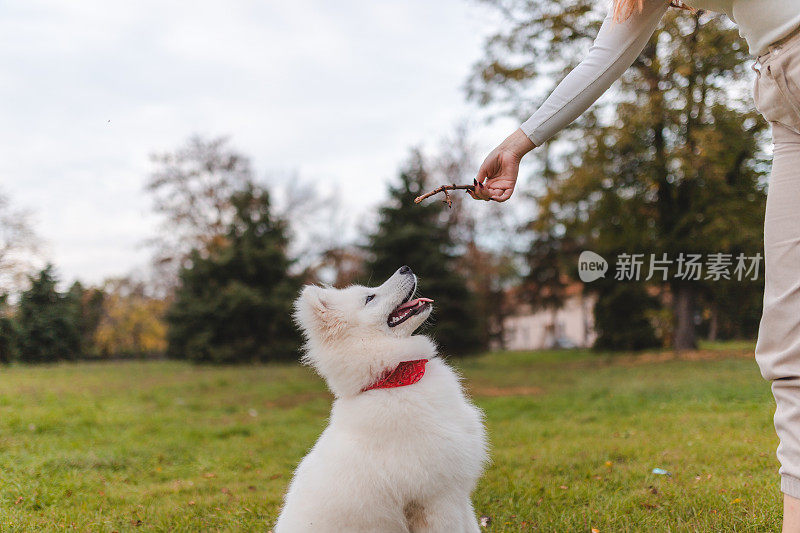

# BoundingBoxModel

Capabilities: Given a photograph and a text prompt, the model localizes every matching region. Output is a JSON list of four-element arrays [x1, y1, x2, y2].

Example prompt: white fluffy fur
[[275, 268, 488, 533]]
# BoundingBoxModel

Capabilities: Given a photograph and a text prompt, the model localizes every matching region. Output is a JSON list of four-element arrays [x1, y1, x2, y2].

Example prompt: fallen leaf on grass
[[732, 498, 742, 504], [592, 528, 600, 533], [14, 496, 23, 505], [203, 472, 216, 479]]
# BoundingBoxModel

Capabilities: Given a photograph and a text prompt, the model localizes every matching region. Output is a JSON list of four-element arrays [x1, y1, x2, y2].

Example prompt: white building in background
[[501, 290, 596, 350]]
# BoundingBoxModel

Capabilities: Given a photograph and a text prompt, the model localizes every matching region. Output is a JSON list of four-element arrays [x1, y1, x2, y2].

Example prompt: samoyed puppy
[[275, 266, 488, 533]]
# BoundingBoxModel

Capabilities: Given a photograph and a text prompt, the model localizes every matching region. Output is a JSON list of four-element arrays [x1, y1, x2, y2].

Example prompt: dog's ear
[[294, 285, 343, 339]]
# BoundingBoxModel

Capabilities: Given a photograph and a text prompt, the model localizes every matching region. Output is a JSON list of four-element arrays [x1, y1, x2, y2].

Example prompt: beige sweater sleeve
[[520, 0, 669, 146]]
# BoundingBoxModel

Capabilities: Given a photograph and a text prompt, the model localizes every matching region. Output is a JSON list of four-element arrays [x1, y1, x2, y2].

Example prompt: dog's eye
[[365, 294, 376, 305]]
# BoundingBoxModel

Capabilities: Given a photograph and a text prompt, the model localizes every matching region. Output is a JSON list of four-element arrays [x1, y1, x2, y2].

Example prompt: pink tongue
[[396, 297, 433, 312]]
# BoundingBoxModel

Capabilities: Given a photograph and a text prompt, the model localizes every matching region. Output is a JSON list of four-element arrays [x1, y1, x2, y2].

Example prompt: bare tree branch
[[0, 191, 39, 293], [414, 184, 475, 207]]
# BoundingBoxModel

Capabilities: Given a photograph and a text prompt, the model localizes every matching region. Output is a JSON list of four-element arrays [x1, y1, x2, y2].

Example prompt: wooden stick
[[414, 184, 475, 207]]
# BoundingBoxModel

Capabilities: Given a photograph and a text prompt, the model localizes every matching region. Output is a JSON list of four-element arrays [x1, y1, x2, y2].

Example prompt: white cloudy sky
[[0, 0, 521, 285]]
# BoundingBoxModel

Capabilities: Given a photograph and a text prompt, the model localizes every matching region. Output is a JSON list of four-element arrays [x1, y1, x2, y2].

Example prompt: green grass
[[0, 342, 781, 531]]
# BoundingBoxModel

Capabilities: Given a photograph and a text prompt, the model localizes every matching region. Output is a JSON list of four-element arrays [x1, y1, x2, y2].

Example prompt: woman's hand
[[470, 129, 536, 202]]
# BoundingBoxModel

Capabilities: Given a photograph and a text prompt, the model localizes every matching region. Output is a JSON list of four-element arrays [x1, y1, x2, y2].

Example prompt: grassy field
[[0, 342, 782, 531]]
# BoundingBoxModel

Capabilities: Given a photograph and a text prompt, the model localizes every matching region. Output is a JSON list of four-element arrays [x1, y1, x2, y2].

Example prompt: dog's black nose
[[399, 265, 412, 275]]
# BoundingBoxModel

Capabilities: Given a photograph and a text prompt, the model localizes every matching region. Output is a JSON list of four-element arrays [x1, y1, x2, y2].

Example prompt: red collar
[[362, 359, 428, 392]]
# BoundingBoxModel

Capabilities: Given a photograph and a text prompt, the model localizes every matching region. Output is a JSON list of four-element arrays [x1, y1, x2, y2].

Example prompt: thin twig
[[414, 184, 475, 208]]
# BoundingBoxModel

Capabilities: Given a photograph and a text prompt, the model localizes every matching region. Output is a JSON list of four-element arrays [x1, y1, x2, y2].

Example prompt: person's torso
[[685, 0, 800, 55]]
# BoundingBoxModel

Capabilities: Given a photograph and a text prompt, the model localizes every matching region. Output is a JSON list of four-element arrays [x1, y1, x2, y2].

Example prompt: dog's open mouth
[[387, 286, 433, 327]]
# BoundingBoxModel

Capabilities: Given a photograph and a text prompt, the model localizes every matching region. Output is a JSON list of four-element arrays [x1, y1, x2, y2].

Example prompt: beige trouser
[[754, 27, 800, 499]]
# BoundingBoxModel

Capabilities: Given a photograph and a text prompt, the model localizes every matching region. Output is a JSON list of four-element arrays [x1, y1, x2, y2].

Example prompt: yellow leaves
[[675, 64, 692, 77], [94, 285, 168, 357]]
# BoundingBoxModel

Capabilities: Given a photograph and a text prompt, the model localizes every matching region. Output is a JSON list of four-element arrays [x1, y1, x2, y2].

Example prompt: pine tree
[[365, 151, 482, 355], [0, 294, 18, 363], [166, 185, 300, 363], [67, 281, 105, 359], [17, 265, 81, 363], [592, 279, 660, 351]]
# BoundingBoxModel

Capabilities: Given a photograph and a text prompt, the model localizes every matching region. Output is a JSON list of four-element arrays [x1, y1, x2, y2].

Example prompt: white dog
[[275, 266, 488, 533]]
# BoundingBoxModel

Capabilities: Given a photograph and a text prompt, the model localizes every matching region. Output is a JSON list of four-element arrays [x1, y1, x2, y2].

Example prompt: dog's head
[[295, 265, 433, 342], [294, 266, 435, 396]]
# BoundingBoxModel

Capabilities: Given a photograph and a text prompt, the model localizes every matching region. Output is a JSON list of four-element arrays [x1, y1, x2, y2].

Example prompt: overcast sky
[[0, 0, 523, 285]]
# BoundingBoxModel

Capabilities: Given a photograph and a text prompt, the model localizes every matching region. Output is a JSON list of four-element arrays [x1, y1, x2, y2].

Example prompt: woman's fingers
[[490, 188, 514, 202], [472, 129, 534, 203], [475, 151, 501, 186], [472, 148, 521, 202], [469, 178, 491, 201]]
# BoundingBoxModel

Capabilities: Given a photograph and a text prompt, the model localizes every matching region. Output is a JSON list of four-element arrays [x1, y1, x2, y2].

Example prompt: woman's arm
[[471, 0, 669, 202], [521, 0, 668, 145]]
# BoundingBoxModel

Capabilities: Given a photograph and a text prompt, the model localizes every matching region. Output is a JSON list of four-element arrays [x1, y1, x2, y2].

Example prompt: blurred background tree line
[[0, 2, 769, 363]]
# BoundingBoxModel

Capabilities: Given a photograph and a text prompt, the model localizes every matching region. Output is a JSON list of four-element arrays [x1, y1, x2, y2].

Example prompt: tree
[[592, 279, 660, 351], [0, 189, 39, 294], [301, 245, 368, 287], [430, 126, 522, 349], [16, 265, 81, 363], [457, 239, 518, 349], [469, 3, 767, 350], [0, 294, 18, 363], [146, 136, 256, 289], [365, 151, 483, 355], [67, 282, 105, 358], [166, 185, 300, 363], [94, 278, 167, 358]]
